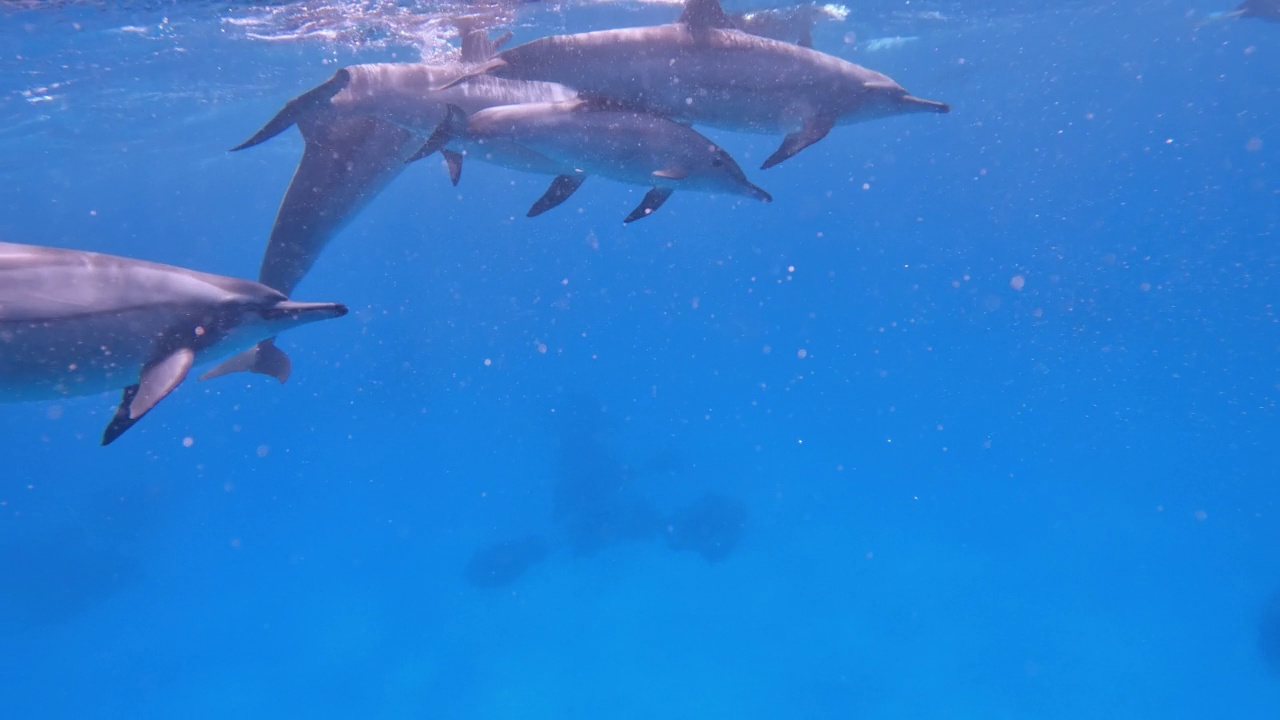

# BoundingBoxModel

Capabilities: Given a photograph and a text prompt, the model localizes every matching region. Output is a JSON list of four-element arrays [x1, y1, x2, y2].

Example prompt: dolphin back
[[0, 241, 278, 323]]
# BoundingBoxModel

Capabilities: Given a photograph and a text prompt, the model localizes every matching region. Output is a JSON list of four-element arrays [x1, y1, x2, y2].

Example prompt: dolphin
[[442, 0, 950, 169], [1197, 0, 1280, 24], [205, 28, 576, 380], [408, 100, 772, 222], [0, 241, 347, 445]]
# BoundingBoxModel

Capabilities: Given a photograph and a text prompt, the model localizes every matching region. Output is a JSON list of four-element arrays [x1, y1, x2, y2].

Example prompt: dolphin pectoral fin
[[102, 348, 195, 444], [199, 340, 292, 384], [680, 0, 733, 29], [528, 175, 586, 217], [762, 115, 835, 169], [624, 188, 674, 223], [441, 149, 465, 186], [797, 26, 814, 48], [132, 347, 195, 421], [407, 105, 466, 165], [652, 168, 688, 180], [230, 69, 352, 152], [102, 384, 142, 446]]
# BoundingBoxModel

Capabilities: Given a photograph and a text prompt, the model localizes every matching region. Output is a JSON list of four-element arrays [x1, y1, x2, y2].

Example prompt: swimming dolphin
[[205, 29, 575, 381], [0, 241, 347, 445], [408, 99, 772, 222], [228, 35, 577, 296], [442, 0, 949, 169]]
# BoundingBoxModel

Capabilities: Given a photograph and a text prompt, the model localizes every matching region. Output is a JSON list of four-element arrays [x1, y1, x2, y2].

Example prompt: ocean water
[[1, 0, 1277, 717]]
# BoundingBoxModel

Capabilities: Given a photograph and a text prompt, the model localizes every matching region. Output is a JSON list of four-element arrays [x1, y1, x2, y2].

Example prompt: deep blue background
[[1, 1, 1277, 717]]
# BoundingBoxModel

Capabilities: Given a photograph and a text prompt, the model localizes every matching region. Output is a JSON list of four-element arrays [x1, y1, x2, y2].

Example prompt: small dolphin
[[408, 100, 772, 222], [444, 0, 949, 169], [0, 242, 346, 445]]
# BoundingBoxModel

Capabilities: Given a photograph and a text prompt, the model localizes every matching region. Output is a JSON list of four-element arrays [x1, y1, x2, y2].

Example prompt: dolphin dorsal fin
[[679, 0, 733, 29], [456, 17, 512, 63]]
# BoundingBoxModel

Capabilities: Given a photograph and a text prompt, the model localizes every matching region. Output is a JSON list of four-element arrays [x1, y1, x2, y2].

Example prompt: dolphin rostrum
[[0, 241, 347, 445], [408, 100, 772, 222], [443, 0, 950, 169]]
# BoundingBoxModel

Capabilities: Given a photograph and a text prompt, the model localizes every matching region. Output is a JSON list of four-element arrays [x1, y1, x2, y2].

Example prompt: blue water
[[1, 1, 1278, 717]]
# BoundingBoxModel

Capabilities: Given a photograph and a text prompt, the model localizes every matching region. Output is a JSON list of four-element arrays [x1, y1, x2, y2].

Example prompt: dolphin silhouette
[[0, 242, 347, 445], [1199, 0, 1280, 23], [442, 0, 950, 169], [408, 99, 771, 222]]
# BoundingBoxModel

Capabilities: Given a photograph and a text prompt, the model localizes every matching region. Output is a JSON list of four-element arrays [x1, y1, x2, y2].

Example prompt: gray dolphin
[[0, 242, 347, 445], [205, 29, 576, 381], [408, 99, 772, 222], [443, 0, 950, 169]]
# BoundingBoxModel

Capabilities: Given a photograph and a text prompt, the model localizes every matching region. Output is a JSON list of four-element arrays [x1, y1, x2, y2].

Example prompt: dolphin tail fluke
[[624, 187, 674, 223], [407, 105, 467, 164], [762, 115, 835, 169], [230, 69, 352, 152], [102, 347, 196, 445], [199, 339, 292, 384], [528, 174, 587, 217]]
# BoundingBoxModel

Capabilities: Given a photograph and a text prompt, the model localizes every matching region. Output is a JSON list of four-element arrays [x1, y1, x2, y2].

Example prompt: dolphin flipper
[[441, 149, 465, 186], [407, 105, 467, 165], [101, 347, 195, 445], [624, 187, 674, 223], [762, 114, 835, 169], [102, 385, 142, 446], [528, 175, 586, 217], [199, 339, 293, 383], [231, 69, 352, 152]]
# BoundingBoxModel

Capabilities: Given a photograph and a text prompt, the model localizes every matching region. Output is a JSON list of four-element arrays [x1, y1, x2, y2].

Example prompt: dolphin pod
[[0, 242, 346, 444], [4, 0, 952, 444], [215, 0, 949, 313]]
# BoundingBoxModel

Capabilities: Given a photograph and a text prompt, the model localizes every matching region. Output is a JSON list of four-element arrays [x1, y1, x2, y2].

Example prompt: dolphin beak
[[746, 184, 772, 203], [263, 301, 349, 323], [902, 95, 951, 114]]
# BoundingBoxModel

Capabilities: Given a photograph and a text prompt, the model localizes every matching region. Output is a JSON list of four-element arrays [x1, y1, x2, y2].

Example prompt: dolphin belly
[[0, 309, 165, 402]]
